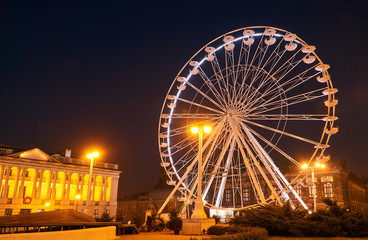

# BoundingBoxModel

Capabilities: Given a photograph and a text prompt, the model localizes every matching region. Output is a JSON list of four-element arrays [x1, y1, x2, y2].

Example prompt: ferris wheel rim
[[158, 26, 337, 211]]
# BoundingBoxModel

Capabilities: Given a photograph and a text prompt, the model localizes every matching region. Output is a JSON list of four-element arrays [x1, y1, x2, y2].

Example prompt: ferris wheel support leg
[[228, 117, 267, 204], [240, 122, 311, 213]]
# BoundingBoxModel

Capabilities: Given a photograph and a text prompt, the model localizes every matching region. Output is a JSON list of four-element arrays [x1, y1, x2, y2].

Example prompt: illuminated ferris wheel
[[157, 26, 338, 213]]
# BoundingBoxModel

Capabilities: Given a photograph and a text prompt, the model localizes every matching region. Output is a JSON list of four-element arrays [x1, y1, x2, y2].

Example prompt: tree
[[96, 210, 114, 222], [166, 208, 182, 235]]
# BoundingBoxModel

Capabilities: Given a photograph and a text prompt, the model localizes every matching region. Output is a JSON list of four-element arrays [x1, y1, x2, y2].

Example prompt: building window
[[242, 188, 250, 202], [308, 187, 314, 198], [295, 185, 302, 197], [93, 209, 99, 218], [4, 208, 12, 216], [225, 189, 232, 203], [323, 182, 333, 198], [20, 209, 31, 215]]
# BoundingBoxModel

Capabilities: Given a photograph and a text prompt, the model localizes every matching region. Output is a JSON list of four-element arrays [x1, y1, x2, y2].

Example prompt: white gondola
[[167, 102, 176, 108], [166, 180, 176, 185], [190, 68, 199, 75], [225, 43, 235, 51], [324, 99, 338, 107], [314, 144, 330, 149], [244, 38, 254, 45], [161, 122, 169, 128], [177, 84, 187, 90], [303, 56, 316, 64], [323, 116, 338, 121], [325, 127, 339, 135], [206, 54, 215, 62], [177, 77, 186, 82], [161, 114, 169, 119], [265, 37, 276, 45], [160, 162, 170, 167], [189, 61, 199, 67], [322, 88, 338, 95], [283, 33, 296, 41], [167, 95, 176, 100], [317, 75, 330, 83], [264, 28, 276, 36], [159, 133, 167, 138], [160, 142, 168, 148], [243, 29, 255, 36], [223, 35, 234, 43], [315, 64, 330, 72], [205, 46, 215, 53], [316, 155, 330, 163], [177, 196, 186, 201], [285, 43, 297, 51], [301, 45, 316, 53]]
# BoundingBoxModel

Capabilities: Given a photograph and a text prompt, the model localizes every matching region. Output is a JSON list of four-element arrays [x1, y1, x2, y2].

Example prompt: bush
[[208, 228, 268, 240], [166, 208, 182, 234]]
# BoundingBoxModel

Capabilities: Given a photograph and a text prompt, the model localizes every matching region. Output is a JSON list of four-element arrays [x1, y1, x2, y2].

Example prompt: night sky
[[0, 0, 367, 198]]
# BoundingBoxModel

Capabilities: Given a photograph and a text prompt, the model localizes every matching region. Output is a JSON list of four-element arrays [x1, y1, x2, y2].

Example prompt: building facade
[[0, 145, 121, 218], [218, 162, 368, 213]]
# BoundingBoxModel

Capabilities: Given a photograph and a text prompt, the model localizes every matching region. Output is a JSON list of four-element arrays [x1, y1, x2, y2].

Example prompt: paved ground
[[118, 232, 367, 240], [118, 232, 203, 240]]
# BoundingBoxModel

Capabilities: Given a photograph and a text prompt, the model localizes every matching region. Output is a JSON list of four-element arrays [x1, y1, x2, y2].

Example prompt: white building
[[0, 145, 121, 218]]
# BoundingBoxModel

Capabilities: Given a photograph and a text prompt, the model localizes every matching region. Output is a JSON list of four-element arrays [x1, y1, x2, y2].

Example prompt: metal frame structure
[[157, 26, 338, 214]]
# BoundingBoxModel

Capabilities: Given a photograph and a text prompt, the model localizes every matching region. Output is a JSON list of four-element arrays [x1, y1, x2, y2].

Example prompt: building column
[[18, 168, 26, 198], [92, 176, 96, 201], [80, 174, 84, 196], [103, 176, 107, 201], [46, 170, 52, 199], [0, 165, 4, 196], [37, 169, 44, 199], [12, 167, 20, 199], [110, 176, 119, 203], [66, 172, 71, 200], [4, 166, 11, 198], [51, 171, 58, 199], [61, 172, 66, 200], [99, 176, 103, 201], [31, 169, 38, 199]]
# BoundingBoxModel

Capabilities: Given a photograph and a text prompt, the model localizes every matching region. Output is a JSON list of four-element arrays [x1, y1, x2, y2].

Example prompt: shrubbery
[[190, 227, 268, 240], [230, 199, 368, 237]]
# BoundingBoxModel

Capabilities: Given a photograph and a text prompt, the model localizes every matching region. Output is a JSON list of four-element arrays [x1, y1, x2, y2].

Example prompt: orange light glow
[[301, 163, 308, 169], [315, 162, 321, 168], [87, 152, 100, 159], [76, 194, 81, 200], [203, 126, 211, 133], [45, 202, 50, 207], [191, 127, 199, 134]]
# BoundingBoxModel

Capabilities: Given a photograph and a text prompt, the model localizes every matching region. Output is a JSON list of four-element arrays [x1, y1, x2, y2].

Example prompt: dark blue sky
[[0, 0, 367, 197]]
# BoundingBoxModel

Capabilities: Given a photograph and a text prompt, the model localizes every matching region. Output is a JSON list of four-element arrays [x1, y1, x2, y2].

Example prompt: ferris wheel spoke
[[244, 113, 327, 121], [240, 118, 322, 146], [169, 113, 222, 119], [243, 124, 300, 166], [176, 97, 224, 114], [247, 88, 326, 115], [210, 53, 231, 104], [185, 77, 227, 110]]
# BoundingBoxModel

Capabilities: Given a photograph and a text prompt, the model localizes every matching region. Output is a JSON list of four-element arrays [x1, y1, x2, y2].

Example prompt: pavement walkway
[[117, 232, 203, 240]]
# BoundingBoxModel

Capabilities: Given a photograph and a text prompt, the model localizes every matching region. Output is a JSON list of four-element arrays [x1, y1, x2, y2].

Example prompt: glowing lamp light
[[45, 202, 50, 207], [321, 164, 326, 168], [302, 163, 308, 169], [191, 127, 199, 134], [87, 152, 99, 159], [76, 194, 81, 200], [203, 126, 211, 133], [315, 162, 321, 168]]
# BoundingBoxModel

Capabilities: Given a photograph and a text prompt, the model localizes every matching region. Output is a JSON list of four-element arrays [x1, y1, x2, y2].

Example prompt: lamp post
[[190, 125, 211, 219], [76, 194, 81, 211], [301, 162, 326, 212], [86, 152, 99, 214]]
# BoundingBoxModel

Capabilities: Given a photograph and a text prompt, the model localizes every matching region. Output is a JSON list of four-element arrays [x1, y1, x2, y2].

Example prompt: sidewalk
[[117, 232, 203, 240]]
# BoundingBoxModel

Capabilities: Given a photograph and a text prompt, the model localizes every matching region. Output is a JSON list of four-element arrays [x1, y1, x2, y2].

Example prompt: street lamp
[[301, 162, 326, 212], [86, 152, 99, 214], [190, 125, 211, 219], [76, 194, 81, 211]]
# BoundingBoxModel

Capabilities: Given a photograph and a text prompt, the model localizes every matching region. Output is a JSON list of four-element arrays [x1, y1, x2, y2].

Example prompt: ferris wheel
[[157, 26, 338, 213]]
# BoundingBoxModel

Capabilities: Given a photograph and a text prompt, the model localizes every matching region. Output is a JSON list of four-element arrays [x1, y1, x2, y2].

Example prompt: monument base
[[181, 218, 215, 235]]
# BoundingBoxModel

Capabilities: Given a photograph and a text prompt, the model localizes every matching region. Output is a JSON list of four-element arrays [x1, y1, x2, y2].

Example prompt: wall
[[0, 226, 116, 240]]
